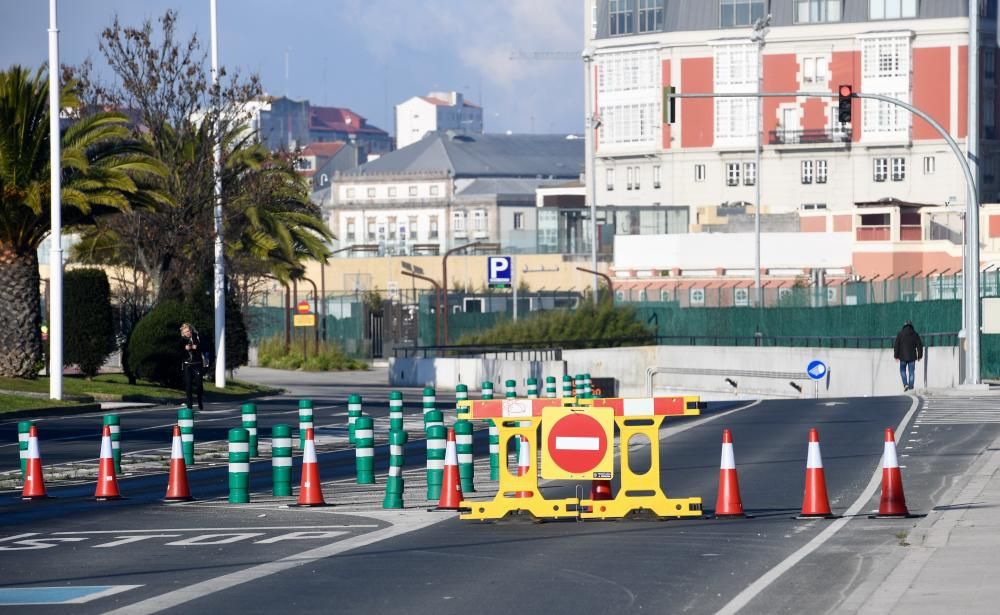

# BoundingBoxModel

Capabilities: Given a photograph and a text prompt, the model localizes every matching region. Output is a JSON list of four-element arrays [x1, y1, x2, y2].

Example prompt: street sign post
[[541, 407, 614, 480]]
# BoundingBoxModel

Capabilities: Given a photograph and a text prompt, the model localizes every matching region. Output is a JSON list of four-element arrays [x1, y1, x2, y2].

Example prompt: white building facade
[[394, 92, 484, 149]]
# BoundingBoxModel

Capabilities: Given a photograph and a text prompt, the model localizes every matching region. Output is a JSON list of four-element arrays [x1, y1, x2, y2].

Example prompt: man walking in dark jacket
[[893, 320, 924, 392]]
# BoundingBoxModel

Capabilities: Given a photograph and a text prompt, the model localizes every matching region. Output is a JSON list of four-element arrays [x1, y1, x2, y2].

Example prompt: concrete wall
[[563, 345, 960, 399], [389, 357, 565, 391]]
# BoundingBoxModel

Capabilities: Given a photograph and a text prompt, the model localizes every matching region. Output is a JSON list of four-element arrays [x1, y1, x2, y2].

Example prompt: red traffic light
[[838, 84, 853, 97]]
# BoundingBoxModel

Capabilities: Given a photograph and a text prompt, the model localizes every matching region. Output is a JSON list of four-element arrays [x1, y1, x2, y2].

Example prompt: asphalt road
[[1, 371, 998, 614]]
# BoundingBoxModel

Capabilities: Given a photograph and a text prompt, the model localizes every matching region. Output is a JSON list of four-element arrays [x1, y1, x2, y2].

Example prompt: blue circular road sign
[[806, 360, 828, 381]]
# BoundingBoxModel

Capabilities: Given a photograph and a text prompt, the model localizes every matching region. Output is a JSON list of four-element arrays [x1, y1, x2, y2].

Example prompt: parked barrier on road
[[426, 424, 446, 501], [228, 428, 250, 504], [383, 429, 407, 509], [389, 391, 403, 432], [354, 416, 374, 484], [271, 424, 293, 497]]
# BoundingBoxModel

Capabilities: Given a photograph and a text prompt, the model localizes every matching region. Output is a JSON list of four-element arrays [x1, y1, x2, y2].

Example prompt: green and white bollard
[[562, 375, 574, 398], [298, 399, 314, 450], [241, 403, 258, 457], [424, 410, 444, 436], [422, 387, 436, 416], [228, 427, 250, 504], [271, 424, 293, 497], [17, 421, 31, 478], [505, 379, 517, 399], [103, 415, 121, 475], [455, 384, 469, 419], [389, 391, 404, 432], [347, 394, 363, 445], [575, 374, 585, 397], [177, 408, 195, 466], [545, 376, 557, 399], [583, 373, 593, 398], [484, 381, 499, 480], [454, 418, 475, 493], [426, 424, 446, 501], [382, 429, 407, 509], [354, 416, 375, 484], [526, 378, 539, 399]]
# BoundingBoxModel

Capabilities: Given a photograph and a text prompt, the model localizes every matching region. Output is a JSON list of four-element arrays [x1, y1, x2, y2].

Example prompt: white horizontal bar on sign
[[623, 398, 654, 416], [555, 436, 600, 451]]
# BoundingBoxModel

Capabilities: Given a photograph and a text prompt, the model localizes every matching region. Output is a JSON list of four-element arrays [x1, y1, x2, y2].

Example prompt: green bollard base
[[229, 492, 250, 504], [272, 485, 292, 497], [382, 497, 404, 509], [357, 473, 375, 485]]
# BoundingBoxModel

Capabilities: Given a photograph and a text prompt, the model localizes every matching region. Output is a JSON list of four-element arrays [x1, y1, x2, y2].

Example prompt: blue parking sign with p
[[488, 256, 512, 288]]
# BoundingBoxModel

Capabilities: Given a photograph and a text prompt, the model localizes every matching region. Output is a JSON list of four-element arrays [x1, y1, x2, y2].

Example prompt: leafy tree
[[126, 299, 195, 388], [186, 270, 249, 375], [63, 268, 115, 377], [0, 65, 164, 378]]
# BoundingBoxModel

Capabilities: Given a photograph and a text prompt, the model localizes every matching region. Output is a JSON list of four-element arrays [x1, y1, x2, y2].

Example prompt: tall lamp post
[[582, 48, 600, 305], [48, 0, 62, 400], [441, 241, 483, 345], [750, 15, 771, 307], [210, 0, 226, 388], [402, 270, 443, 345]]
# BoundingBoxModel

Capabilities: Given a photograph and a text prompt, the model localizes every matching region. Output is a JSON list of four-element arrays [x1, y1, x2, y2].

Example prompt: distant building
[[395, 91, 483, 149], [259, 96, 392, 157], [320, 131, 583, 256], [296, 142, 364, 190]]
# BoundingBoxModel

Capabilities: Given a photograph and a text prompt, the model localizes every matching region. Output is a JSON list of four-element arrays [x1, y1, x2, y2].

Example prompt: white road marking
[[52, 525, 375, 534], [92, 535, 181, 548], [102, 513, 448, 615], [715, 395, 921, 615], [66, 585, 144, 604]]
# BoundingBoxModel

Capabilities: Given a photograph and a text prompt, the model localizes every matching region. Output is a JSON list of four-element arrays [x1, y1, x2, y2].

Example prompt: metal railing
[[768, 127, 851, 145]]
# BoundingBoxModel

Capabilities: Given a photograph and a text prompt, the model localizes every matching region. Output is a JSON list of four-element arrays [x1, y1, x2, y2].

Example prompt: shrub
[[257, 335, 366, 371], [457, 301, 655, 348], [126, 299, 196, 388], [186, 271, 249, 372], [63, 268, 115, 378]]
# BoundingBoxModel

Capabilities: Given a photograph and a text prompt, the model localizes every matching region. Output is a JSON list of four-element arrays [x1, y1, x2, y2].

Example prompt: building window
[[653, 165, 662, 188], [801, 203, 828, 210], [816, 159, 828, 183], [367, 187, 376, 198], [627, 166, 634, 190], [408, 216, 418, 240], [346, 218, 356, 242], [720, 0, 766, 28], [923, 156, 936, 175], [430, 185, 440, 196], [346, 187, 356, 199], [714, 43, 757, 144], [689, 288, 706, 306], [609, 0, 633, 36], [695, 164, 706, 182], [802, 56, 829, 85], [429, 216, 439, 239], [869, 0, 918, 20], [596, 50, 661, 147], [452, 211, 466, 232], [606, 168, 615, 190], [794, 0, 842, 23], [472, 209, 488, 233], [860, 36, 911, 137], [638, 0, 663, 33], [726, 162, 741, 186], [633, 166, 641, 190], [891, 157, 906, 181], [513, 212, 524, 230], [743, 162, 756, 186], [387, 216, 397, 240], [591, 0, 598, 37], [388, 186, 397, 197], [874, 157, 888, 182], [409, 185, 418, 196], [366, 217, 376, 241], [598, 102, 661, 146], [801, 160, 814, 184]]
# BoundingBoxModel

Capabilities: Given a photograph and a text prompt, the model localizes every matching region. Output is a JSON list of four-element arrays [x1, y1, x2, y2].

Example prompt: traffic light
[[838, 84, 853, 123], [663, 86, 676, 124]]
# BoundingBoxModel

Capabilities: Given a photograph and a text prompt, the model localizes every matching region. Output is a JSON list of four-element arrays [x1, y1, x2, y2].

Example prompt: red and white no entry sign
[[541, 407, 614, 480]]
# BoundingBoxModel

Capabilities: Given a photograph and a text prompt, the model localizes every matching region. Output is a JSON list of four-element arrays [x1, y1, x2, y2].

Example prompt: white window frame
[[513, 212, 524, 230], [634, 166, 641, 190], [606, 168, 615, 191], [388, 186, 397, 198], [695, 164, 706, 182], [627, 166, 635, 190], [816, 159, 828, 184], [346, 187, 356, 199], [367, 187, 376, 198], [891, 156, 906, 181], [726, 162, 741, 187], [653, 165, 662, 188], [409, 185, 418, 196], [734, 287, 749, 307], [429, 216, 439, 239], [801, 56, 829, 86], [869, 0, 918, 20], [874, 157, 888, 182], [794, 0, 842, 23], [452, 211, 466, 232], [743, 161, 756, 186], [638, 0, 664, 33], [923, 156, 936, 175], [689, 288, 706, 306], [430, 185, 440, 196], [609, 0, 633, 36], [860, 34, 911, 140], [714, 42, 757, 146], [801, 160, 814, 184]]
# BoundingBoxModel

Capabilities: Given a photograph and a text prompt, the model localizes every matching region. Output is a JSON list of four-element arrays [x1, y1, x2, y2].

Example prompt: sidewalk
[[859, 431, 1000, 614]]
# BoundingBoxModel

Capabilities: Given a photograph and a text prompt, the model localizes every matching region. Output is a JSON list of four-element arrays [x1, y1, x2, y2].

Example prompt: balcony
[[856, 226, 890, 241], [768, 128, 851, 146], [900, 225, 923, 241]]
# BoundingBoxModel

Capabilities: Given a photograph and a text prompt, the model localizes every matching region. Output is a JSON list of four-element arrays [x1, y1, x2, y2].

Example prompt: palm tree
[[0, 66, 165, 378]]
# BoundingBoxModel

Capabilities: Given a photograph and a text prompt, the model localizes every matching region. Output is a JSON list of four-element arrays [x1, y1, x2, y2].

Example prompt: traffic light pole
[[667, 89, 981, 384]]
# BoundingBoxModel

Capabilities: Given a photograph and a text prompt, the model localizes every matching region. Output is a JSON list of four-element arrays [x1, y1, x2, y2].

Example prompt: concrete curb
[[0, 403, 104, 420]]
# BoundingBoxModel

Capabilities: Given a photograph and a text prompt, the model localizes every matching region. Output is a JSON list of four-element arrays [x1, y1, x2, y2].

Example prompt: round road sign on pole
[[541, 407, 614, 480], [806, 360, 828, 381]]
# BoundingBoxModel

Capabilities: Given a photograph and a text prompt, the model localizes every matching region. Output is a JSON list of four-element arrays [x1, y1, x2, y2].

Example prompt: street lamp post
[[401, 270, 443, 345], [751, 15, 771, 307], [441, 241, 483, 345], [583, 48, 600, 305], [210, 0, 226, 388], [48, 0, 63, 400]]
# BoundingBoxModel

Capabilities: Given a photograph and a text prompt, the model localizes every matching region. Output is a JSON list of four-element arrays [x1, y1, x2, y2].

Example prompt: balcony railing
[[900, 225, 923, 241], [768, 128, 851, 146], [856, 226, 890, 241]]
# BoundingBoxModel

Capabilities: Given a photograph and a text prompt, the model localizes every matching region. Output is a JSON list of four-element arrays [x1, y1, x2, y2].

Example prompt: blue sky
[[0, 0, 583, 136]]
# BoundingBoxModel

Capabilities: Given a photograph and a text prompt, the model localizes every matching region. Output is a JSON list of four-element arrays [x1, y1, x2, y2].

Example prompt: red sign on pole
[[545, 412, 610, 476], [297, 300, 311, 314]]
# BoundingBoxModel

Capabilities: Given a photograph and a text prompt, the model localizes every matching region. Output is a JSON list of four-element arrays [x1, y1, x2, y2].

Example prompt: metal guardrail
[[394, 345, 562, 361], [653, 333, 959, 349]]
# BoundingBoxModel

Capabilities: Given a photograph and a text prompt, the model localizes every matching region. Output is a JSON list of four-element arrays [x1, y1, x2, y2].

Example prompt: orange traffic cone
[[164, 425, 194, 502], [715, 428, 745, 518], [874, 427, 911, 518], [95, 425, 122, 500], [799, 427, 833, 518], [514, 436, 534, 498], [296, 427, 327, 506], [436, 428, 464, 510], [21, 425, 48, 500]]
